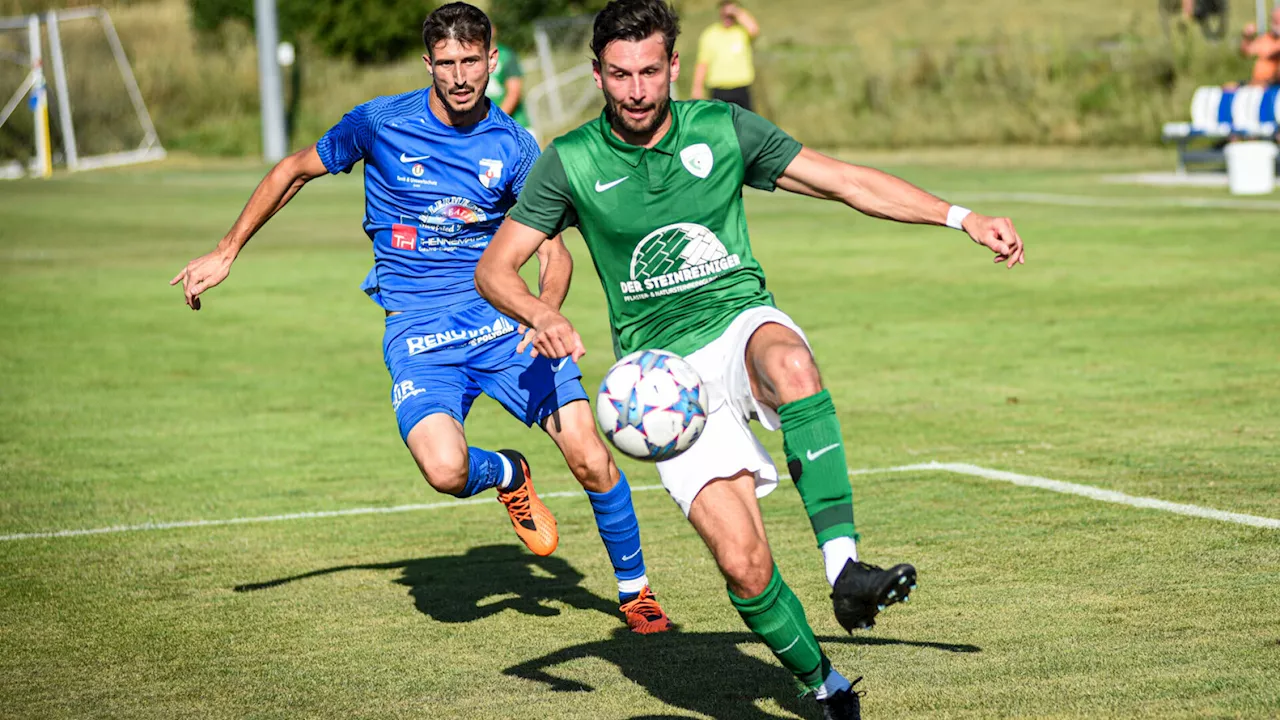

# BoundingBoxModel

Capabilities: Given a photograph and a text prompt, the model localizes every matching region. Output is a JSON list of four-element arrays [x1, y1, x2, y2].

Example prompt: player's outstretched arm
[[476, 219, 586, 361], [776, 147, 1026, 268], [169, 144, 329, 310]]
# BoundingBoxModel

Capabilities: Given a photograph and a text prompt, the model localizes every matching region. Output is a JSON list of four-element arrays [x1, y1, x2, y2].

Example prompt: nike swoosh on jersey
[[399, 153, 431, 163], [595, 176, 629, 192], [552, 357, 570, 371], [806, 443, 841, 462]]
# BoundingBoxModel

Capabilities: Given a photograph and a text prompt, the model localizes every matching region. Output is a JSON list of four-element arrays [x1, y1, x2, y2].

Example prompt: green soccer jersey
[[510, 100, 802, 358], [485, 43, 529, 127]]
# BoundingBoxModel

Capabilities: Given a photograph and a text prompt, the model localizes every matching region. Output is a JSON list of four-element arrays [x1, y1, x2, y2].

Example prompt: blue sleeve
[[316, 102, 373, 175], [508, 127, 542, 202]]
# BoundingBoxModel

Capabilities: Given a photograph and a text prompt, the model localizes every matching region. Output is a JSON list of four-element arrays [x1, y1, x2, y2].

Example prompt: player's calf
[[544, 398, 668, 628], [715, 534, 776, 599]]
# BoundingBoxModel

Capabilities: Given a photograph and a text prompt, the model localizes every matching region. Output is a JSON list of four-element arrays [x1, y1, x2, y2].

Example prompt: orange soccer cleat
[[496, 450, 558, 557], [620, 586, 673, 634]]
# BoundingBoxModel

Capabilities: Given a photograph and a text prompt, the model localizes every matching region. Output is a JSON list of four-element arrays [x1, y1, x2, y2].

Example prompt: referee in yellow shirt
[[691, 0, 760, 110]]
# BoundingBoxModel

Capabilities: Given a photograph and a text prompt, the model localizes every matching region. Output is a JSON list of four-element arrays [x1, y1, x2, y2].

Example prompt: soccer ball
[[596, 349, 707, 462]]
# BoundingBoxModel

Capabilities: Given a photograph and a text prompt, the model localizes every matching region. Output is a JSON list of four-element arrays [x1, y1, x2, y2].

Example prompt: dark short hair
[[591, 0, 681, 61], [422, 2, 491, 58]]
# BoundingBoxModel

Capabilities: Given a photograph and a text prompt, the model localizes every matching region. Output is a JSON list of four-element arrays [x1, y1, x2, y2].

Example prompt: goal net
[[524, 15, 600, 141], [0, 8, 163, 179]]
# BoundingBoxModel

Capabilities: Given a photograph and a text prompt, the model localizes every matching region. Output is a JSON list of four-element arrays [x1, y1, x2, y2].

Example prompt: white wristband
[[946, 205, 972, 231]]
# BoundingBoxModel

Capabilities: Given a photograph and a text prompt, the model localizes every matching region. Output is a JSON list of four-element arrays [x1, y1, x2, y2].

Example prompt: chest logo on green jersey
[[619, 223, 742, 302], [680, 144, 714, 179]]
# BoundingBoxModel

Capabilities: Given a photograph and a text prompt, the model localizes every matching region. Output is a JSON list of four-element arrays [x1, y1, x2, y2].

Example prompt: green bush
[[188, 0, 311, 39], [309, 0, 433, 64], [189, 0, 436, 63]]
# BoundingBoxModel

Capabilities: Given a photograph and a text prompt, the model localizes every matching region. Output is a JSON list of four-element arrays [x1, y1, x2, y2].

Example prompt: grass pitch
[[1, 149, 1277, 718]]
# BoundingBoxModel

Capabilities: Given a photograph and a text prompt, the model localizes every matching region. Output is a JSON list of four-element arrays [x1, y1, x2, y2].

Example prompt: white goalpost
[[0, 15, 49, 178], [525, 15, 601, 141], [0, 7, 164, 179], [524, 13, 680, 143]]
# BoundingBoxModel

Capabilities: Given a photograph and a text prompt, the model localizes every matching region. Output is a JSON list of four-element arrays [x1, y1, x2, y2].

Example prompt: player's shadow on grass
[[233, 544, 620, 624], [505, 628, 980, 720]]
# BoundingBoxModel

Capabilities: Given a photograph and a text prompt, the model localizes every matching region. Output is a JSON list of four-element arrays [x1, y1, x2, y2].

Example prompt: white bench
[[1161, 85, 1280, 172]]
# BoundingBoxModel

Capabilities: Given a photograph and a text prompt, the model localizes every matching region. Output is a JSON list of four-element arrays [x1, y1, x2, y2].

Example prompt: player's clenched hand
[[170, 248, 234, 310], [529, 310, 586, 362], [963, 214, 1026, 269]]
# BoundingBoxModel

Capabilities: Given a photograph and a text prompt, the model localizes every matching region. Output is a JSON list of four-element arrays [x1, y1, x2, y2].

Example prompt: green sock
[[728, 565, 827, 690], [779, 389, 858, 546]]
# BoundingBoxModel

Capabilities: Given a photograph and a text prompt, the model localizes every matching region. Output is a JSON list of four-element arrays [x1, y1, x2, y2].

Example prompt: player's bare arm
[[534, 234, 573, 312], [169, 144, 328, 310], [777, 147, 1027, 268], [476, 218, 586, 361], [514, 234, 575, 354], [500, 76, 523, 116]]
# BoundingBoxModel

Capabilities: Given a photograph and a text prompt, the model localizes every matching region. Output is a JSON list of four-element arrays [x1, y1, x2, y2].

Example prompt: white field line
[[746, 186, 1280, 211], [943, 191, 1280, 212], [0, 485, 670, 543], [2, 463, 1275, 542], [861, 461, 1280, 530]]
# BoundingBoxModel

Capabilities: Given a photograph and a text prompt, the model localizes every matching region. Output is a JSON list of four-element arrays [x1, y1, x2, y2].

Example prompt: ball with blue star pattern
[[595, 349, 707, 462]]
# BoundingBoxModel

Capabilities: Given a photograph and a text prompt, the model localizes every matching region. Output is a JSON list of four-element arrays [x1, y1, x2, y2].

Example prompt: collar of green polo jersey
[[595, 106, 681, 167]]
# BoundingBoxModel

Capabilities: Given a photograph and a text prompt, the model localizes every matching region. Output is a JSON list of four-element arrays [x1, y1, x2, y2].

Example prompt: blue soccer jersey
[[316, 88, 539, 312], [315, 89, 587, 438]]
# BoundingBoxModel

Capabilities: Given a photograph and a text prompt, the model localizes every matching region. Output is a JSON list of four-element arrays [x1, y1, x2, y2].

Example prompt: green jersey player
[[476, 1, 1025, 715]]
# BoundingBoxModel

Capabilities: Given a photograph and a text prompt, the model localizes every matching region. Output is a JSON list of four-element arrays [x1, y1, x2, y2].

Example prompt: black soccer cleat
[[831, 559, 917, 632], [816, 676, 864, 720]]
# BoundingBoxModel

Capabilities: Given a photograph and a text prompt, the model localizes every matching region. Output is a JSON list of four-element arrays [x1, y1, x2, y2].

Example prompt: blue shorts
[[383, 300, 588, 442]]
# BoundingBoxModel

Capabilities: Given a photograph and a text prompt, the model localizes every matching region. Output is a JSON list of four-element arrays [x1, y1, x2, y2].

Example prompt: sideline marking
[[849, 461, 1280, 530], [748, 187, 1280, 212], [944, 191, 1280, 212], [3, 463, 1275, 542], [0, 486, 669, 543]]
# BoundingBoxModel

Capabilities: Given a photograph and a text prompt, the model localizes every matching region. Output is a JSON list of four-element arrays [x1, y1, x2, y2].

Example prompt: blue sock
[[586, 472, 648, 602], [452, 448, 512, 498]]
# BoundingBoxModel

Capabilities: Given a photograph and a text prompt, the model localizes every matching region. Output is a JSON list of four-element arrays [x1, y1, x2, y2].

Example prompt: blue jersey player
[[171, 3, 672, 633]]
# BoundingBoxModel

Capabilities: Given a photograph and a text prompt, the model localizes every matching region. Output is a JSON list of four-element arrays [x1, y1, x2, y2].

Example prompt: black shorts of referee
[[710, 85, 753, 111]]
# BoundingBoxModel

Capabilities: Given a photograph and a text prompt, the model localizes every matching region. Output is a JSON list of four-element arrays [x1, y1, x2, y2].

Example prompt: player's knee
[[720, 539, 775, 598], [768, 343, 822, 401], [417, 455, 468, 495]]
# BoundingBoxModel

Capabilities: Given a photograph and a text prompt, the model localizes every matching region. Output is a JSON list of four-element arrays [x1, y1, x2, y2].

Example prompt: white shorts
[[655, 306, 811, 516]]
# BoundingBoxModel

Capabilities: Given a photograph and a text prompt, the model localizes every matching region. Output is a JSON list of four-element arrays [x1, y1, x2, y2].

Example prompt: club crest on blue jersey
[[478, 158, 503, 188]]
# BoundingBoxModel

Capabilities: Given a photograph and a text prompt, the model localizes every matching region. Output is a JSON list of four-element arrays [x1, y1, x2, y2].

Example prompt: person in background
[[486, 24, 535, 139], [1239, 7, 1280, 87], [691, 0, 759, 110]]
